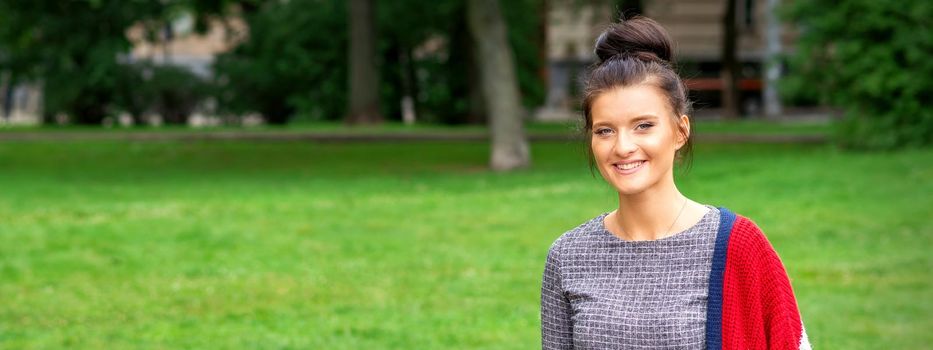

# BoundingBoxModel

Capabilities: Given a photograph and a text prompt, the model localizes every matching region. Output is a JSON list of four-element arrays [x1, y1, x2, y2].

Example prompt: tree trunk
[[400, 46, 417, 125], [721, 0, 741, 119], [466, 49, 486, 125], [466, 0, 531, 171], [347, 0, 382, 125], [0, 71, 10, 120], [763, 0, 783, 119], [450, 4, 486, 125]]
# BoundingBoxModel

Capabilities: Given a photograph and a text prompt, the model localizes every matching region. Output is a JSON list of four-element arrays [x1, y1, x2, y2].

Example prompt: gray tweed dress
[[541, 205, 720, 349]]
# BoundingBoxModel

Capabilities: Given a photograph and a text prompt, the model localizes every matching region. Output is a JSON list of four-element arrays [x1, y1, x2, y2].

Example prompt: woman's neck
[[608, 184, 692, 241]]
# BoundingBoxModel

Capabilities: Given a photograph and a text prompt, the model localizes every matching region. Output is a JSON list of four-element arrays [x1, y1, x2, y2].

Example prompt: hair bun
[[594, 16, 673, 65]]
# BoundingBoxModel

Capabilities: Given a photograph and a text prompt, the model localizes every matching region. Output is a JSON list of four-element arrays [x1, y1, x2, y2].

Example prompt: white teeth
[[616, 161, 644, 170]]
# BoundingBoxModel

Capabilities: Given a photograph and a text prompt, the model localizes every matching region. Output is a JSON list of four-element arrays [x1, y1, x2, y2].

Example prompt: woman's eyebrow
[[630, 114, 660, 122], [593, 114, 660, 127]]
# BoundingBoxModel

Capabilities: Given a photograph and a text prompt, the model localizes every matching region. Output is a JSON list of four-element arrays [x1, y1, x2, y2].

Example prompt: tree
[[0, 0, 226, 125], [762, 0, 782, 118], [720, 0, 741, 119], [213, 0, 544, 125], [374, 0, 460, 124], [449, 1, 487, 125], [347, 0, 382, 125], [466, 0, 531, 171], [783, 0, 932, 149], [213, 0, 348, 124], [0, 1, 163, 124]]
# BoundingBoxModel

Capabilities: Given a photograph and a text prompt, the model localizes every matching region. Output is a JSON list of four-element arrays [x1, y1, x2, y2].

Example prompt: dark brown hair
[[581, 16, 694, 171]]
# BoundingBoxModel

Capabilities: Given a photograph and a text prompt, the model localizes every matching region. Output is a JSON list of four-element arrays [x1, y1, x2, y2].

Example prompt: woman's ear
[[675, 114, 690, 149]]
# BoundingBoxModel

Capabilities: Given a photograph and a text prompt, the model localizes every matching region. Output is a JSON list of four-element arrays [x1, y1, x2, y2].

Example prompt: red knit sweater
[[706, 208, 811, 349]]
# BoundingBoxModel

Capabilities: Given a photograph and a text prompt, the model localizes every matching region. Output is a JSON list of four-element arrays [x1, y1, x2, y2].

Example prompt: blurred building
[[538, 0, 794, 121], [125, 14, 246, 78], [0, 78, 42, 126]]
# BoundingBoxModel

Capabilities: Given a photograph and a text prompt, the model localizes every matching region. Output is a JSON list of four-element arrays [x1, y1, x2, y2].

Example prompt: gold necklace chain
[[663, 198, 689, 238], [615, 198, 688, 240]]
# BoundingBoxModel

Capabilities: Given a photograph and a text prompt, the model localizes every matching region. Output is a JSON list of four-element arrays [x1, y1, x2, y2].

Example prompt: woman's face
[[589, 84, 688, 197]]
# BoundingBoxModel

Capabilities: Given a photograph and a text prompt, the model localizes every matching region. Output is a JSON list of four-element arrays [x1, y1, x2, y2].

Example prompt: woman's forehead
[[591, 85, 674, 121]]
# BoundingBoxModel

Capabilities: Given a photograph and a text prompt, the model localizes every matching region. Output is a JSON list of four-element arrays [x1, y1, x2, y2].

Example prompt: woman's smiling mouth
[[613, 160, 646, 174]]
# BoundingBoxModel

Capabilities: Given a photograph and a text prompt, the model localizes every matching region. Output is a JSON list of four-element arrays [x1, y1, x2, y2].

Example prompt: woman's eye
[[595, 128, 613, 136], [635, 123, 654, 131]]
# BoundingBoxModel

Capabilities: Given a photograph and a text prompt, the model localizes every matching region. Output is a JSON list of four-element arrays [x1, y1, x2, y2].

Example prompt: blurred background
[[0, 0, 930, 349]]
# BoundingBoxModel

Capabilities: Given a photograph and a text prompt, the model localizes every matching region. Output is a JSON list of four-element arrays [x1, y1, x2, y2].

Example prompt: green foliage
[[374, 0, 461, 124], [0, 0, 221, 125], [214, 0, 545, 124], [213, 0, 348, 124], [148, 65, 211, 124], [0, 0, 159, 123], [102, 63, 211, 125], [782, 0, 933, 149], [502, 0, 547, 111], [0, 0, 545, 125], [110, 64, 152, 120]]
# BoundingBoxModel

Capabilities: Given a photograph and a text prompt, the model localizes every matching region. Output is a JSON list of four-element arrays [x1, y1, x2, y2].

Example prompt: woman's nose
[[614, 133, 638, 156]]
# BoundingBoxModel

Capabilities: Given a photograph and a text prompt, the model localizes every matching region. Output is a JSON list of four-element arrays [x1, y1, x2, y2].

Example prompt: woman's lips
[[612, 160, 645, 175]]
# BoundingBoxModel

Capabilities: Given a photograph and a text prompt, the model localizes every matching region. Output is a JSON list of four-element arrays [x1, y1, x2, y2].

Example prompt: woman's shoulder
[[547, 212, 611, 252], [722, 208, 766, 236], [717, 207, 780, 256]]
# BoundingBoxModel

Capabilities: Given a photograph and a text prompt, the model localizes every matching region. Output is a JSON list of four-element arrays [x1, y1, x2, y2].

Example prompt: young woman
[[540, 16, 810, 349]]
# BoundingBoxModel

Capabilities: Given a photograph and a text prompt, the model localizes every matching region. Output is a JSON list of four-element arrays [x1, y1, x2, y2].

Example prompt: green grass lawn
[[0, 139, 929, 349]]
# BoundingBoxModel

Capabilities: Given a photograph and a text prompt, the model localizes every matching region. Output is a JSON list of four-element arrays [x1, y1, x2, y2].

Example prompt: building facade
[[538, 0, 793, 121]]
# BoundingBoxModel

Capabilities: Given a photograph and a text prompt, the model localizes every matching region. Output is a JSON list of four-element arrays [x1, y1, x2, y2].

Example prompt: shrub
[[783, 0, 933, 149], [147, 65, 210, 125]]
